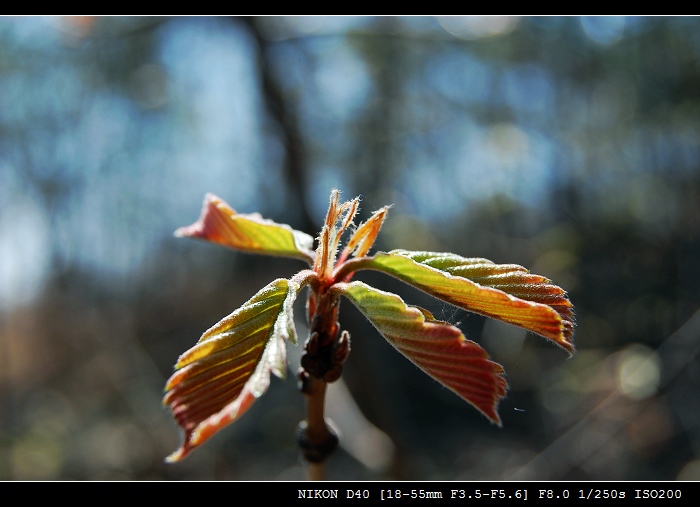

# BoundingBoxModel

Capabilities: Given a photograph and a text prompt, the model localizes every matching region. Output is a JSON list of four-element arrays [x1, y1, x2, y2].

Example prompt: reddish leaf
[[175, 193, 315, 264], [163, 278, 302, 462], [344, 206, 390, 259], [335, 281, 507, 424], [359, 250, 575, 354]]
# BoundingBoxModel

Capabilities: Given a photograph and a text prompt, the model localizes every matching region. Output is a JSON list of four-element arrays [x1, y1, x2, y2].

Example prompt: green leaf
[[163, 277, 305, 462], [175, 193, 315, 264], [335, 281, 507, 424], [358, 250, 575, 354]]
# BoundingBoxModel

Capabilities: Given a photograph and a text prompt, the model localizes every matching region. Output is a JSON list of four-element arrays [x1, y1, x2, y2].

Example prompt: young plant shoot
[[163, 190, 575, 472]]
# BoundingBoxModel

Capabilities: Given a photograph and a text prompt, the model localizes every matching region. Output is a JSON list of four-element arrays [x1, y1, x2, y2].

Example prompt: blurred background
[[1, 16, 699, 481]]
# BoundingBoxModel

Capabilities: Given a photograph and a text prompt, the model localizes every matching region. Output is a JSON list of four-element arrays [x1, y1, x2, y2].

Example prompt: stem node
[[296, 418, 339, 464]]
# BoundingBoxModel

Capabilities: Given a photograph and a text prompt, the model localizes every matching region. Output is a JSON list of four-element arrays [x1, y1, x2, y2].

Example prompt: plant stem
[[305, 375, 329, 444], [298, 375, 338, 480], [297, 290, 345, 479], [304, 375, 329, 480], [307, 461, 326, 482]]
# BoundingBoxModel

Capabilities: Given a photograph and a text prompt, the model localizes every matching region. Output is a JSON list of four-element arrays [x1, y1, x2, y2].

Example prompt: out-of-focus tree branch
[[236, 16, 315, 233]]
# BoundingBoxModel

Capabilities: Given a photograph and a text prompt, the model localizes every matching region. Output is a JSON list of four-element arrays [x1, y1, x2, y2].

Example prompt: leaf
[[175, 193, 315, 264], [344, 206, 390, 259], [334, 281, 507, 424], [359, 250, 575, 354], [163, 277, 303, 462]]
